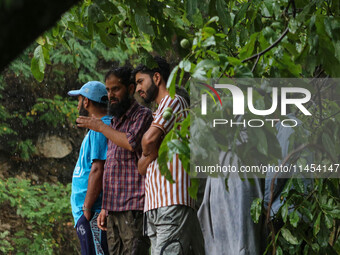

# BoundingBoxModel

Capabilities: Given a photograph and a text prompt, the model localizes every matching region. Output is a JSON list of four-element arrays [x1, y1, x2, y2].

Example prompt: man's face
[[135, 72, 158, 104], [105, 74, 131, 118], [77, 96, 89, 116]]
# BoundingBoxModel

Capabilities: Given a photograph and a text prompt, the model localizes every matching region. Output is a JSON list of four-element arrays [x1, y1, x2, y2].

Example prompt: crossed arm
[[138, 126, 164, 175]]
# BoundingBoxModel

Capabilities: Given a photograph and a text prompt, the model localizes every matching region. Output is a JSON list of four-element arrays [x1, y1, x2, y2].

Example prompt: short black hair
[[81, 96, 107, 110], [105, 66, 134, 88], [132, 56, 170, 83]]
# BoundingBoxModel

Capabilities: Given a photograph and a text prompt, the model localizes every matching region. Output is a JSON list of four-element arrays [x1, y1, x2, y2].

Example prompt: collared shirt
[[144, 95, 194, 212], [102, 100, 153, 212]]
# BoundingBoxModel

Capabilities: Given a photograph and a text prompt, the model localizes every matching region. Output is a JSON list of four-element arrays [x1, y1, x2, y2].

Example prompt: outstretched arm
[[77, 115, 133, 151]]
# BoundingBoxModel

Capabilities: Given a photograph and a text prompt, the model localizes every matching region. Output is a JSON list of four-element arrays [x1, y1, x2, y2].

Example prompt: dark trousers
[[76, 213, 109, 255], [106, 210, 150, 255]]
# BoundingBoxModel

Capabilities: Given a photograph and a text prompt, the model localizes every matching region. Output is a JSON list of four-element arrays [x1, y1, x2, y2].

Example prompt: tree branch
[[251, 54, 260, 73], [242, 27, 289, 63]]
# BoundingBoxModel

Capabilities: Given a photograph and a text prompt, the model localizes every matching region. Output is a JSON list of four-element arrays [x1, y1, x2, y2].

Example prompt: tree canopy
[[1, 0, 340, 254]]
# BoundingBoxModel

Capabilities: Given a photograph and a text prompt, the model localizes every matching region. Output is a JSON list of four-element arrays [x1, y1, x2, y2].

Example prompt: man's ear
[[83, 97, 89, 108], [153, 72, 162, 86], [128, 83, 135, 95]]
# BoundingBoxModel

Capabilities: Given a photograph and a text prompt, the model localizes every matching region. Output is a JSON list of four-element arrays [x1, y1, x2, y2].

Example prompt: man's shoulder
[[132, 103, 153, 117], [102, 115, 112, 125], [158, 94, 188, 110]]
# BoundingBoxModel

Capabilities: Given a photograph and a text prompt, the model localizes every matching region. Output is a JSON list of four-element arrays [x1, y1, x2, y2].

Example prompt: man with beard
[[76, 66, 153, 255], [68, 81, 110, 255], [132, 57, 205, 255]]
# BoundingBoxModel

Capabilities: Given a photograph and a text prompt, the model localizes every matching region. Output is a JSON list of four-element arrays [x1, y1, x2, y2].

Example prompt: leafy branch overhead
[[1, 0, 340, 254]]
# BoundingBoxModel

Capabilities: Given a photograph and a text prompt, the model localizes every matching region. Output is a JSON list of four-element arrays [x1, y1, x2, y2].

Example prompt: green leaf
[[289, 210, 300, 227], [157, 132, 174, 183], [281, 203, 288, 223], [281, 178, 293, 198], [281, 227, 299, 245], [334, 235, 340, 254], [313, 212, 321, 236], [167, 139, 190, 157], [135, 14, 154, 36], [179, 115, 190, 138], [34, 45, 45, 73], [299, 206, 313, 222], [87, 4, 106, 23], [322, 133, 337, 160], [97, 27, 118, 48], [215, 0, 231, 29], [233, 2, 249, 25], [324, 214, 333, 229], [188, 178, 199, 199], [186, 0, 198, 23], [255, 128, 268, 156], [206, 16, 219, 25], [239, 32, 258, 59], [303, 245, 309, 255], [276, 246, 283, 255], [328, 208, 340, 219], [42, 47, 51, 65], [166, 65, 179, 98], [192, 67, 206, 80], [179, 60, 191, 72], [250, 198, 262, 224], [292, 178, 304, 193], [202, 36, 216, 47], [31, 45, 45, 82], [94, 0, 119, 15], [52, 24, 59, 37]]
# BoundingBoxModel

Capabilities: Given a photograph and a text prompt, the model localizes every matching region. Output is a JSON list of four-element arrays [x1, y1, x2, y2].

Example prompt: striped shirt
[[144, 94, 194, 212], [102, 101, 153, 212]]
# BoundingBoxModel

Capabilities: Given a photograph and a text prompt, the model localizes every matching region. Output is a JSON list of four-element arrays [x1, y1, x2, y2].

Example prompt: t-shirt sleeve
[[90, 131, 108, 163], [152, 95, 188, 135], [126, 108, 153, 151]]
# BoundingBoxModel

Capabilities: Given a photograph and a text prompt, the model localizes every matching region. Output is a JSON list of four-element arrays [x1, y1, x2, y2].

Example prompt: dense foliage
[[0, 178, 75, 254], [1, 0, 340, 254]]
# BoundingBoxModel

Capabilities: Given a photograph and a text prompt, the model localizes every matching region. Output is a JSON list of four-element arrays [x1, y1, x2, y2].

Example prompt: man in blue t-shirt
[[68, 81, 111, 255]]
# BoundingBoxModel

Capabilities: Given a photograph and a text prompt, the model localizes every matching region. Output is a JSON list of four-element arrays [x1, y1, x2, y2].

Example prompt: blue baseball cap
[[68, 81, 108, 104]]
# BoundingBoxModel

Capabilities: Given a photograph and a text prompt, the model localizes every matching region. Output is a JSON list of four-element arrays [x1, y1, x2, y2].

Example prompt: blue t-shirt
[[70, 115, 111, 226]]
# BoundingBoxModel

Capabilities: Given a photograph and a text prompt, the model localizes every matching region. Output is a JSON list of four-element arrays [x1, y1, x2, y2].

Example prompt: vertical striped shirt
[[144, 94, 194, 212]]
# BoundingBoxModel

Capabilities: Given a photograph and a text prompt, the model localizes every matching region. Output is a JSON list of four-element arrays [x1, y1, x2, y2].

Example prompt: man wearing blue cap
[[68, 81, 111, 255]]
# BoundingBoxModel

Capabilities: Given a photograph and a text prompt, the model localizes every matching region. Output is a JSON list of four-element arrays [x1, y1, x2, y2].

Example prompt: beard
[[107, 91, 132, 119], [142, 79, 158, 104], [78, 102, 89, 117]]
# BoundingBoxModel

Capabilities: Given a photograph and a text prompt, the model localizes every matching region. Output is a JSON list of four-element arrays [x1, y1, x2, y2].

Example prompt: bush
[[0, 178, 78, 254]]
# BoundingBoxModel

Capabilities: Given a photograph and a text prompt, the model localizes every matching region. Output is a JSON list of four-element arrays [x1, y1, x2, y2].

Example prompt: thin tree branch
[[291, 0, 296, 18], [322, 110, 340, 121], [242, 27, 289, 63], [251, 54, 260, 73], [316, 82, 323, 124]]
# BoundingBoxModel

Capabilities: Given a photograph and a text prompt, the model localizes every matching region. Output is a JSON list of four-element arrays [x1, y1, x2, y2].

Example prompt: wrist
[[82, 205, 91, 212], [98, 121, 106, 133]]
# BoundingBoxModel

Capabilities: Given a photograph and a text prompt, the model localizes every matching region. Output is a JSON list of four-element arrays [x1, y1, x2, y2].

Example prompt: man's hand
[[84, 210, 92, 221], [97, 209, 107, 231], [76, 114, 104, 132], [138, 152, 158, 175]]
